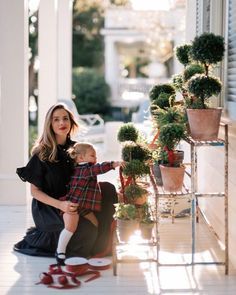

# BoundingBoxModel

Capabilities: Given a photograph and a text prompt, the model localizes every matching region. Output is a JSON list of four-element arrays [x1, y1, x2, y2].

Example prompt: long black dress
[[14, 139, 118, 258]]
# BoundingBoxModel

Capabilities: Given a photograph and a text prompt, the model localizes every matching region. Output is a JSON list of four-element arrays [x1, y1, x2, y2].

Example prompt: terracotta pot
[[140, 222, 154, 240], [116, 219, 139, 242], [186, 108, 222, 141], [153, 151, 184, 186], [160, 165, 185, 192]]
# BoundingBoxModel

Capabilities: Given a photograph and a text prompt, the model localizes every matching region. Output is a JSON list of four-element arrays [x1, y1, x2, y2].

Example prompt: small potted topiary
[[156, 117, 187, 192], [174, 32, 225, 140], [149, 83, 176, 115], [117, 123, 152, 205], [113, 203, 139, 242], [151, 105, 186, 186], [139, 203, 155, 240]]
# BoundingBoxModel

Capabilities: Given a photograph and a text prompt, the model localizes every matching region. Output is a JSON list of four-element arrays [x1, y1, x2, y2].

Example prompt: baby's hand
[[112, 161, 125, 169]]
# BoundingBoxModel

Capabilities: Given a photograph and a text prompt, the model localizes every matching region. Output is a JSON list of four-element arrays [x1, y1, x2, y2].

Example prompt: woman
[[14, 103, 117, 258]]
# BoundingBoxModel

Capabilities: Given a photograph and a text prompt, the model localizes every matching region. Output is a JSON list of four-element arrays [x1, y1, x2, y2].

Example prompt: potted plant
[[149, 83, 176, 116], [174, 32, 225, 140], [117, 123, 152, 205], [151, 105, 186, 187], [139, 203, 155, 240], [155, 106, 187, 192], [123, 183, 148, 205], [113, 203, 139, 242]]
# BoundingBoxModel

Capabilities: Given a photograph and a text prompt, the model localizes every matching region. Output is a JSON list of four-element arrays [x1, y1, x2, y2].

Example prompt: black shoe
[[55, 252, 66, 266]]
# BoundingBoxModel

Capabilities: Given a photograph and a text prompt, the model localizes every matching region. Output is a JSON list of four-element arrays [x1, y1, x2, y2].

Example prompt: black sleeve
[[16, 154, 45, 189]]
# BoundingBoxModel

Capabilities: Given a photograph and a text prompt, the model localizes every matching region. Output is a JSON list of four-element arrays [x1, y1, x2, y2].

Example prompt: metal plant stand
[[112, 123, 229, 275], [186, 123, 229, 275]]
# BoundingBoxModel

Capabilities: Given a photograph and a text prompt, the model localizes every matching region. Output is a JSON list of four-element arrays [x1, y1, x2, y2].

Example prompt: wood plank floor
[[1, 204, 236, 295], [1, 143, 236, 294]]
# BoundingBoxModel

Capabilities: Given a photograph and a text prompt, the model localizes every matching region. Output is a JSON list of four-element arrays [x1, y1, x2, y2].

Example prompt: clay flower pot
[[160, 165, 185, 192], [187, 108, 222, 141]]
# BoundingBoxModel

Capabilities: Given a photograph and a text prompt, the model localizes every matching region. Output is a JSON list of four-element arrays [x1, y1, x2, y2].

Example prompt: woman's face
[[51, 108, 71, 141]]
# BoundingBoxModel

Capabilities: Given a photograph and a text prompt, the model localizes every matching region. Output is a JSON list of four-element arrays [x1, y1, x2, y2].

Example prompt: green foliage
[[155, 148, 169, 165], [158, 123, 186, 150], [151, 93, 172, 112], [171, 74, 184, 92], [183, 63, 205, 82], [149, 83, 175, 102], [152, 106, 185, 128], [175, 44, 192, 66], [124, 184, 148, 201], [72, 0, 104, 68], [123, 160, 150, 179], [139, 203, 154, 224], [191, 33, 225, 65], [29, 125, 38, 156], [117, 123, 139, 142], [122, 143, 152, 162], [72, 67, 110, 115], [187, 74, 222, 108], [114, 203, 137, 220]]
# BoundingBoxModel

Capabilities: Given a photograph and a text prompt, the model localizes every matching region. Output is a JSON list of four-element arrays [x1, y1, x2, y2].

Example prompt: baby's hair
[[67, 143, 94, 160]]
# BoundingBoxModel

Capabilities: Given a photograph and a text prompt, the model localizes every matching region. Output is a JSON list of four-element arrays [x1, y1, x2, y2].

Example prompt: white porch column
[[38, 0, 73, 134], [0, 0, 28, 204], [57, 0, 73, 101], [38, 0, 58, 134], [104, 36, 119, 102]]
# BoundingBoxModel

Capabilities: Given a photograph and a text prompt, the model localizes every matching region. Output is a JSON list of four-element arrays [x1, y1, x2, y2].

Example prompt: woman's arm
[[31, 184, 78, 214]]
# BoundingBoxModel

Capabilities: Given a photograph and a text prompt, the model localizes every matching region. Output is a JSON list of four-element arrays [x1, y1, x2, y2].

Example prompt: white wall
[[185, 0, 236, 270]]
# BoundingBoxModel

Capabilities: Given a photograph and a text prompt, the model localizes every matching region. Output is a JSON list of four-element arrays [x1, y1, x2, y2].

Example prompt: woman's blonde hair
[[32, 103, 79, 162], [67, 143, 94, 160]]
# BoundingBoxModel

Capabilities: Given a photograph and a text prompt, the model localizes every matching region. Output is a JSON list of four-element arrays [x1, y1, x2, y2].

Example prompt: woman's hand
[[30, 184, 78, 214], [60, 201, 78, 214]]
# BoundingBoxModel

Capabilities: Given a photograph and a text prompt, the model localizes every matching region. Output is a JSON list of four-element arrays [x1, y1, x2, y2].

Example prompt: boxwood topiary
[[149, 83, 175, 102], [183, 63, 205, 82], [117, 123, 139, 143], [175, 44, 192, 66], [122, 143, 152, 162], [187, 74, 222, 108], [191, 33, 225, 65]]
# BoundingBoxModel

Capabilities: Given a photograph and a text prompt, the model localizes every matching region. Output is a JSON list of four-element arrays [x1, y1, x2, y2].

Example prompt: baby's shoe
[[55, 252, 66, 266]]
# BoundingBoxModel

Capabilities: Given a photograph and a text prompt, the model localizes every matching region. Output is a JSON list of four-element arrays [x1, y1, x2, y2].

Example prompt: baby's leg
[[56, 213, 79, 265], [63, 212, 79, 233]]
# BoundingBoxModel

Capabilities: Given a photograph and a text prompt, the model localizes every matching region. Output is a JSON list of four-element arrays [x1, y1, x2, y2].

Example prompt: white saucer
[[65, 257, 88, 266], [88, 258, 111, 267]]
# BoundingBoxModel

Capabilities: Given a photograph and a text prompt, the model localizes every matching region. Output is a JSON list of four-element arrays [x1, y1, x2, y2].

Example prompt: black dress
[[14, 139, 118, 258]]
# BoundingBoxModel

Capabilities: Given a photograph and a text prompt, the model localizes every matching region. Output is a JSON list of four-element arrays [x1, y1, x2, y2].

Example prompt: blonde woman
[[14, 103, 118, 258]]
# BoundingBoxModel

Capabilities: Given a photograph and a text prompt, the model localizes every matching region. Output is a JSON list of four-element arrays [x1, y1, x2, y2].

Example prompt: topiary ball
[[191, 33, 225, 65], [122, 143, 152, 162], [175, 44, 192, 66], [149, 83, 175, 102], [187, 74, 222, 100], [117, 123, 139, 142], [183, 63, 205, 82]]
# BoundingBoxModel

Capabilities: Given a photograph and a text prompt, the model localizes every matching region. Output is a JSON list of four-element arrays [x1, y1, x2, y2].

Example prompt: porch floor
[[1, 143, 236, 294]]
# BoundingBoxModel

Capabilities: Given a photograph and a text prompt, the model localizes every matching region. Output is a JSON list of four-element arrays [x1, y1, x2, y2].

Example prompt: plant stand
[[112, 171, 159, 276], [112, 123, 229, 276], [155, 122, 229, 274], [187, 122, 229, 275]]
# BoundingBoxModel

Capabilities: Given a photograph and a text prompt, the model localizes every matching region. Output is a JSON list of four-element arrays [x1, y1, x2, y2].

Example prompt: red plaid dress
[[64, 162, 114, 212]]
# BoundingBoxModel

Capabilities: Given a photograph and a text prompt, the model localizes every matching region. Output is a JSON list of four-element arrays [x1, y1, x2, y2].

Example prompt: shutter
[[226, 0, 236, 118]]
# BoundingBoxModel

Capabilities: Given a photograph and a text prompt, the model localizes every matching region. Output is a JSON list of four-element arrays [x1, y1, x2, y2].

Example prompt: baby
[[56, 142, 122, 265]]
